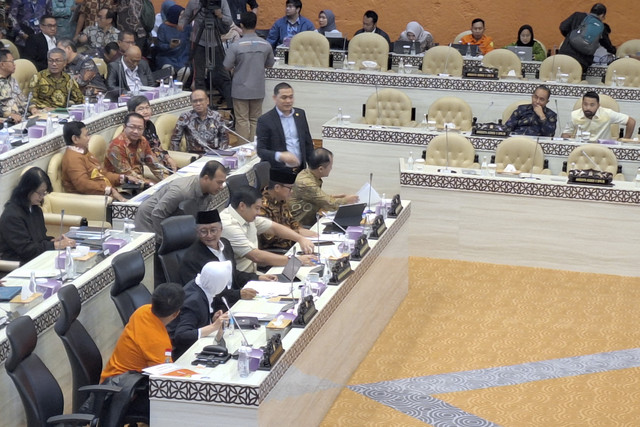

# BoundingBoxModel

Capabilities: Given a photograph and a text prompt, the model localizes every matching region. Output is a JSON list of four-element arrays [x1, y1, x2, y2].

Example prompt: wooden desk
[[149, 203, 410, 426]]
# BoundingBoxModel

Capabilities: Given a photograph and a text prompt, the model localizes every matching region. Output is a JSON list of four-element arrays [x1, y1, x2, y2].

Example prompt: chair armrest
[[168, 150, 197, 168], [47, 413, 97, 426], [0, 259, 20, 272], [43, 212, 85, 227], [45, 192, 112, 223]]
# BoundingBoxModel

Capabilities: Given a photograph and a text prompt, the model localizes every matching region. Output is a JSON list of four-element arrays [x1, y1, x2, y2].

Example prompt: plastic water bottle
[[164, 349, 172, 363], [570, 162, 577, 172], [237, 345, 251, 378], [46, 112, 54, 133], [83, 96, 90, 119], [170, 79, 177, 95], [380, 192, 387, 220], [225, 317, 235, 336], [410, 43, 416, 55], [337, 107, 343, 125], [96, 92, 104, 113], [65, 246, 76, 279], [466, 43, 471, 57], [159, 80, 167, 97], [555, 66, 562, 82], [0, 122, 10, 153], [612, 69, 618, 87], [407, 151, 414, 170], [398, 57, 405, 74], [22, 271, 36, 300], [481, 156, 489, 176], [343, 53, 349, 70]]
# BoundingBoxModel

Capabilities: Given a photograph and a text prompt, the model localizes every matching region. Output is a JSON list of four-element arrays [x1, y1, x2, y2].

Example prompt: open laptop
[[327, 36, 348, 50], [451, 43, 480, 56], [506, 46, 533, 61], [392, 41, 422, 54], [322, 202, 367, 234], [275, 255, 303, 283]]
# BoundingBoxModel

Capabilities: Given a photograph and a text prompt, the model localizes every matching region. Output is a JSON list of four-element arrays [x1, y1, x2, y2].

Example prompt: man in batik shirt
[[75, 0, 114, 40], [0, 49, 27, 123], [58, 38, 107, 96], [171, 89, 229, 154], [77, 7, 119, 55], [28, 48, 84, 114]]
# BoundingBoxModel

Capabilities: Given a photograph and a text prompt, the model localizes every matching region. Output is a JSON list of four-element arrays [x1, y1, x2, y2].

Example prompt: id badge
[[236, 13, 241, 21], [33, 19, 39, 26]]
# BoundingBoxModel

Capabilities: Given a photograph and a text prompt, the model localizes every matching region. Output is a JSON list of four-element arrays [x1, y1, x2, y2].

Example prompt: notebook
[[506, 46, 533, 61], [0, 286, 21, 302]]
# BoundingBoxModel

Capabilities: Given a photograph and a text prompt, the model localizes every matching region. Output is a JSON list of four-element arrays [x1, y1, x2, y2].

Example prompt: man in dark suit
[[180, 209, 277, 310], [106, 45, 154, 92], [256, 82, 314, 174], [23, 14, 57, 71]]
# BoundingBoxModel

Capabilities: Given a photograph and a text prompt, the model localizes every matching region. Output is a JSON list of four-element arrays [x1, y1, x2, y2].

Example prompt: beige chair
[[482, 49, 522, 78], [603, 57, 640, 88], [153, 114, 193, 167], [502, 99, 531, 124], [0, 39, 19, 59], [428, 96, 473, 131], [425, 134, 478, 168], [535, 39, 547, 59], [88, 134, 107, 164], [422, 46, 464, 77], [616, 39, 640, 58], [363, 88, 415, 127], [454, 30, 471, 44], [288, 31, 330, 68], [538, 54, 583, 83], [494, 136, 549, 174], [92, 57, 108, 79], [564, 144, 625, 181], [347, 32, 390, 71], [14, 58, 37, 97], [571, 94, 620, 138]]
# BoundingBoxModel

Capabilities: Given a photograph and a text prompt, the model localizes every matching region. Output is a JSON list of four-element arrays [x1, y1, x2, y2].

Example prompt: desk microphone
[[65, 78, 74, 108], [57, 209, 65, 278], [0, 305, 18, 325], [477, 101, 495, 124], [581, 150, 601, 170], [438, 126, 456, 174], [222, 124, 252, 145], [21, 92, 33, 130], [554, 99, 563, 136], [145, 154, 174, 175], [221, 296, 250, 346], [100, 195, 108, 240], [366, 173, 373, 213]]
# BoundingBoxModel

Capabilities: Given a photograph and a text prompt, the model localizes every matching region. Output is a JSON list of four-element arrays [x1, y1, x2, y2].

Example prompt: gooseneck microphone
[[221, 296, 250, 346], [554, 99, 563, 136], [22, 92, 33, 127], [477, 101, 495, 124], [366, 173, 373, 213], [65, 78, 73, 108], [222, 124, 252, 145], [581, 150, 601, 170]]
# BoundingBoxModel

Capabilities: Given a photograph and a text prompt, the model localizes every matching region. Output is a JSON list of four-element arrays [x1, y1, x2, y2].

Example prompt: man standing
[[220, 185, 316, 273], [134, 160, 227, 244], [505, 85, 558, 137], [561, 91, 636, 141], [224, 12, 275, 142], [23, 14, 58, 71], [171, 90, 229, 154], [8, 0, 48, 50], [77, 8, 120, 55], [228, 0, 259, 27], [58, 39, 107, 96], [28, 48, 84, 113], [289, 148, 359, 227], [460, 18, 494, 55], [266, 0, 315, 49], [106, 45, 154, 92], [256, 82, 313, 174], [0, 49, 27, 123], [116, 0, 149, 53], [354, 10, 390, 45]]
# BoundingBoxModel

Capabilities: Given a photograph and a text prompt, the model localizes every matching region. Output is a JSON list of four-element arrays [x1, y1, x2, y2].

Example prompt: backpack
[[568, 14, 604, 56], [140, 0, 155, 34]]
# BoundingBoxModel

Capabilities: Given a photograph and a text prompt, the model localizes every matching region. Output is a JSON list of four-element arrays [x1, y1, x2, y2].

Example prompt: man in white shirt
[[23, 14, 57, 71], [561, 91, 636, 141], [106, 45, 154, 92]]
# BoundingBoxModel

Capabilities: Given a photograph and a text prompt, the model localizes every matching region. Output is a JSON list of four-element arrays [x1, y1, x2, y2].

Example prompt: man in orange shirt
[[460, 18, 494, 55]]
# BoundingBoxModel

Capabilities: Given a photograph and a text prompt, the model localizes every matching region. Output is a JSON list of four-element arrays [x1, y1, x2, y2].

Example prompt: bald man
[[106, 45, 154, 92]]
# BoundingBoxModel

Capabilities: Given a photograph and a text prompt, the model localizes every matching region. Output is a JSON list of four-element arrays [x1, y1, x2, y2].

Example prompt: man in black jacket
[[23, 15, 57, 71]]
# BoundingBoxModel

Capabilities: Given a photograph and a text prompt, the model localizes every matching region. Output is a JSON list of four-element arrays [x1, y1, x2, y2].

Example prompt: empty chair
[[110, 250, 151, 325], [225, 173, 251, 197], [347, 32, 390, 71], [253, 161, 271, 190], [428, 96, 474, 131], [363, 88, 415, 127], [453, 30, 472, 44], [502, 99, 531, 124], [158, 215, 197, 284], [616, 39, 640, 58], [538, 54, 583, 83], [571, 94, 620, 138], [565, 144, 624, 180], [14, 58, 37, 97], [494, 136, 548, 174], [482, 49, 522, 78], [603, 57, 640, 87], [425, 134, 478, 168], [288, 31, 330, 68], [422, 45, 464, 77]]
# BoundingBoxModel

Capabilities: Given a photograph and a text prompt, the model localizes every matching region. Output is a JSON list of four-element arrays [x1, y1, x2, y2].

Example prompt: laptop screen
[[281, 255, 302, 281]]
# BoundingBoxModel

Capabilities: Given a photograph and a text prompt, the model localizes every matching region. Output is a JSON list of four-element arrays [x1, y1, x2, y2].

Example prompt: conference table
[[0, 231, 156, 427], [148, 201, 411, 426]]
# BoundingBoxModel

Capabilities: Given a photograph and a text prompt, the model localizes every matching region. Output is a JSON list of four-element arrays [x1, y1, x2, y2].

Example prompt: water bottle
[[410, 43, 416, 55], [96, 92, 104, 113], [83, 96, 90, 119], [343, 53, 348, 70], [170, 79, 177, 95], [398, 57, 405, 74], [481, 156, 489, 176], [635, 168, 640, 188], [22, 271, 36, 300], [466, 43, 471, 57], [570, 162, 577, 172], [164, 349, 172, 363], [612, 69, 618, 87], [380, 192, 387, 220], [555, 66, 562, 82], [225, 317, 235, 336], [337, 107, 343, 125], [46, 112, 54, 133], [237, 149, 246, 168], [132, 80, 140, 95], [407, 151, 414, 170], [0, 122, 10, 153], [65, 246, 76, 279], [237, 345, 251, 378], [159, 80, 167, 97]]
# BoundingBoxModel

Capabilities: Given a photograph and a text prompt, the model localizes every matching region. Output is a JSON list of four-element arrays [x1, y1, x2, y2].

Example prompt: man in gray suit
[[106, 45, 154, 92]]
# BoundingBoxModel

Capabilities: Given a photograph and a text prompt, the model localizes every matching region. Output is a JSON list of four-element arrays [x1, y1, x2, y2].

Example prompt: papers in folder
[[357, 182, 381, 206], [244, 281, 294, 297]]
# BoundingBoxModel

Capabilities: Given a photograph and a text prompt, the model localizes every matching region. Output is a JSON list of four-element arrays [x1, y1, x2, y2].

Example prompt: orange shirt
[[460, 34, 495, 55], [100, 304, 171, 383]]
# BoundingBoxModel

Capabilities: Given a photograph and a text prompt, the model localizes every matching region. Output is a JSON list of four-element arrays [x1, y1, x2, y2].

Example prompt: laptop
[[506, 46, 533, 61], [451, 43, 480, 56], [392, 41, 422, 54], [275, 255, 303, 283], [327, 36, 348, 50], [322, 202, 367, 234]]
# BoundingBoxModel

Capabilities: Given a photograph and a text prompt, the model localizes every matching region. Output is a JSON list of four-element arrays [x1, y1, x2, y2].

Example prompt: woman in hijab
[[168, 261, 233, 359], [317, 10, 339, 36], [398, 21, 434, 52], [506, 24, 546, 61], [156, 4, 192, 70]]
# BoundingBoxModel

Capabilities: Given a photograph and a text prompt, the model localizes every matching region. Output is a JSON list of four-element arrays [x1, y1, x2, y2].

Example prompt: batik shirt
[[505, 104, 557, 137], [80, 0, 114, 30], [0, 75, 27, 117], [104, 132, 164, 182], [29, 70, 84, 109], [81, 24, 119, 52], [258, 190, 299, 251], [9, 0, 48, 46], [171, 109, 229, 153]]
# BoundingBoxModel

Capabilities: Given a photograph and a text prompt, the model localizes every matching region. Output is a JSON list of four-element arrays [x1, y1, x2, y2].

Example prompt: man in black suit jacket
[[106, 45, 154, 92], [23, 15, 58, 71], [256, 82, 314, 174]]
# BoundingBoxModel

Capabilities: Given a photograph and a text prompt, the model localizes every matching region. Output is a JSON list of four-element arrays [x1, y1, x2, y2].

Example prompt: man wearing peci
[[505, 85, 557, 137]]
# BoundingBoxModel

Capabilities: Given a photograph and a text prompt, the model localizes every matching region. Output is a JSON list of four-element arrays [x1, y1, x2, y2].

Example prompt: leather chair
[[14, 58, 37, 97], [88, 134, 108, 164], [603, 57, 640, 88], [482, 49, 522, 78], [502, 99, 531, 124], [92, 57, 108, 79], [564, 144, 625, 181], [538, 54, 584, 83], [226, 173, 251, 199], [428, 96, 474, 131], [288, 31, 330, 68], [110, 250, 151, 325], [494, 136, 549, 174], [571, 94, 620, 138], [422, 46, 464, 77], [347, 32, 390, 71], [158, 215, 197, 285], [1, 38, 20, 59], [253, 160, 271, 190], [454, 30, 472, 44], [363, 88, 415, 127], [425, 134, 478, 168], [153, 114, 193, 168], [616, 39, 640, 58]]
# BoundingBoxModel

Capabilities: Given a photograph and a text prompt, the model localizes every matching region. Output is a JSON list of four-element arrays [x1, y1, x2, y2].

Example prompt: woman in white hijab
[[168, 261, 233, 359], [398, 21, 434, 52]]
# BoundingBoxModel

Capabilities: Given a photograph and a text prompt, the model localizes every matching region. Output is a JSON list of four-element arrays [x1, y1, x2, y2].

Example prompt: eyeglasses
[[0, 60, 15, 64], [281, 185, 293, 190], [41, 23, 57, 28], [35, 190, 48, 197], [48, 58, 65, 64], [126, 124, 144, 132], [198, 227, 222, 236]]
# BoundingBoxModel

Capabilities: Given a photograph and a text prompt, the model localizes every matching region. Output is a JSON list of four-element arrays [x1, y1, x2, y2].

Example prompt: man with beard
[[561, 91, 635, 142]]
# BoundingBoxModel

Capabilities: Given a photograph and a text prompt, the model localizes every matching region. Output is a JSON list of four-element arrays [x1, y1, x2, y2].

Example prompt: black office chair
[[226, 174, 251, 196], [110, 250, 151, 325], [253, 161, 271, 191], [158, 215, 197, 284]]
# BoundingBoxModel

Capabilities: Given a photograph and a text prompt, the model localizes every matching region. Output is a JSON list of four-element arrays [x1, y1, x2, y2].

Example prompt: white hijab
[[195, 261, 232, 312]]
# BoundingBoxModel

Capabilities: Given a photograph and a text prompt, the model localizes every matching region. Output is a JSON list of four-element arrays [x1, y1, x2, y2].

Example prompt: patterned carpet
[[321, 257, 640, 426]]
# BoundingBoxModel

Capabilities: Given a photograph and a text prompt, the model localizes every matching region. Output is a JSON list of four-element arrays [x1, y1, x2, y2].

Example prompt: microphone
[[438, 126, 456, 174], [145, 154, 174, 175], [100, 195, 108, 240], [374, 82, 381, 126], [366, 173, 373, 213], [222, 124, 252, 145], [0, 305, 18, 325], [554, 99, 563, 137], [477, 101, 495, 124], [221, 296, 250, 346], [65, 78, 73, 108], [21, 92, 33, 130], [581, 150, 601, 170]]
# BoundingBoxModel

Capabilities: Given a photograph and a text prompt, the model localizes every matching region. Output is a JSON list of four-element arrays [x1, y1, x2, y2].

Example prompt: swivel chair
[[425, 134, 478, 168], [453, 30, 472, 44], [153, 114, 194, 167], [502, 99, 531, 124], [288, 31, 330, 68], [616, 39, 640, 58], [347, 32, 390, 71], [1, 38, 19, 59], [14, 58, 36, 97], [110, 250, 151, 325], [427, 96, 474, 131], [603, 57, 640, 88], [158, 215, 198, 285], [421, 46, 464, 77], [253, 161, 271, 191], [538, 54, 584, 83], [564, 144, 625, 181]]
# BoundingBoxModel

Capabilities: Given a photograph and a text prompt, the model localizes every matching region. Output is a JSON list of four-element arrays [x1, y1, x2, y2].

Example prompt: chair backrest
[[603, 57, 640, 88], [539, 54, 582, 83], [422, 46, 464, 77], [502, 99, 531, 124], [253, 161, 271, 190], [428, 96, 473, 131], [1, 38, 20, 59], [226, 173, 251, 199], [110, 250, 151, 325], [288, 31, 330, 68], [154, 114, 185, 151], [347, 32, 390, 71], [6, 316, 65, 427], [14, 58, 37, 97], [93, 57, 108, 79], [54, 285, 103, 412], [111, 124, 124, 140], [47, 151, 65, 193], [494, 136, 545, 173], [572, 93, 620, 138], [89, 134, 108, 164], [454, 30, 472, 44], [567, 144, 619, 175], [425, 134, 476, 168], [482, 49, 522, 77], [363, 88, 413, 126], [617, 39, 640, 58], [535, 39, 547, 58], [158, 215, 197, 285]]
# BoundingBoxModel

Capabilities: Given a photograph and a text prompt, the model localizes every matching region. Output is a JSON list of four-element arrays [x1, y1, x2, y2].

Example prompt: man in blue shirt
[[266, 0, 315, 49], [505, 85, 558, 137]]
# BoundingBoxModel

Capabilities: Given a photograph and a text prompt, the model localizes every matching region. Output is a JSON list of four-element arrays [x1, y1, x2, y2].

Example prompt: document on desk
[[243, 281, 292, 297]]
